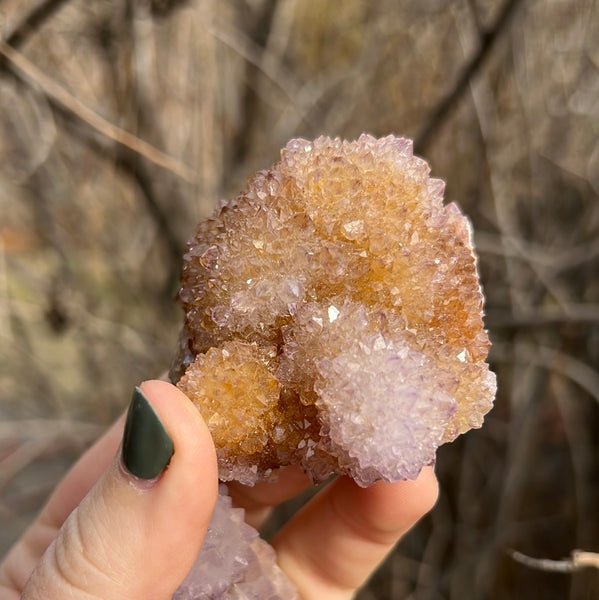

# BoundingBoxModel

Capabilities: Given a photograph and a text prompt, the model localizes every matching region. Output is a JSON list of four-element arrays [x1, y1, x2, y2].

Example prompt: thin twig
[[491, 342, 599, 406], [0, 38, 198, 183], [415, 0, 523, 154], [486, 303, 599, 328], [509, 549, 599, 572], [20, 87, 187, 297], [475, 231, 599, 271], [115, 152, 184, 279], [4, 0, 71, 49]]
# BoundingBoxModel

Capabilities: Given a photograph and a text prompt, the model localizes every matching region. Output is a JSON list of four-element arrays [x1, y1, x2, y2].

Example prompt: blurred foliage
[[1, 0, 599, 597]]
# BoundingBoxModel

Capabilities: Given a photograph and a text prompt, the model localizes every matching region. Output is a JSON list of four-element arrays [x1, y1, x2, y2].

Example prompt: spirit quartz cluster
[[171, 134, 496, 599], [172, 134, 496, 487]]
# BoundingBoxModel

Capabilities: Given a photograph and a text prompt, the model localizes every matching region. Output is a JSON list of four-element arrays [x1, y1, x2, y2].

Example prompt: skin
[[0, 380, 438, 600]]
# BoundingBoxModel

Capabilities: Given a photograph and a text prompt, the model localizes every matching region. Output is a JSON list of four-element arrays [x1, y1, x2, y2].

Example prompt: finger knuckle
[[50, 508, 112, 599]]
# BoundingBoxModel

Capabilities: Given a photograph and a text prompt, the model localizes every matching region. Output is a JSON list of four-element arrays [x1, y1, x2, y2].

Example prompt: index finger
[[273, 467, 439, 599]]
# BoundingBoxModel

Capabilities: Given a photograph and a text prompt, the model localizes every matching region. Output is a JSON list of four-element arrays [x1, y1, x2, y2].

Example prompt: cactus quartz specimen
[[173, 487, 299, 600], [172, 134, 496, 487], [171, 135, 496, 599]]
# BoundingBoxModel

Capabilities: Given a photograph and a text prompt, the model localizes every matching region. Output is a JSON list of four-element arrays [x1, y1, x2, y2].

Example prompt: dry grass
[[1, 0, 599, 597]]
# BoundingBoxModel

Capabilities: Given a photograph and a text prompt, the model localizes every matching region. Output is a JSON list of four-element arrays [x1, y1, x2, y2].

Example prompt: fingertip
[[332, 466, 439, 543], [135, 380, 218, 594], [107, 380, 219, 594], [413, 465, 440, 515], [106, 381, 219, 590], [137, 379, 218, 514], [139, 380, 216, 467]]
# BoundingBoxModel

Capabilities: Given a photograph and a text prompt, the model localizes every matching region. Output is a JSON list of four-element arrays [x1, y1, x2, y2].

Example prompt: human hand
[[0, 380, 438, 600]]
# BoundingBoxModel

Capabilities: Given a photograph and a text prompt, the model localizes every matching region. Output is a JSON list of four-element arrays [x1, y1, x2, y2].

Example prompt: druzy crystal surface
[[173, 134, 496, 487], [174, 487, 299, 600]]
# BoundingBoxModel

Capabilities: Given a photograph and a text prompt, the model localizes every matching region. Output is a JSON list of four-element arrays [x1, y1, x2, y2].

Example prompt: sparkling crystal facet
[[174, 134, 496, 486], [173, 487, 300, 600]]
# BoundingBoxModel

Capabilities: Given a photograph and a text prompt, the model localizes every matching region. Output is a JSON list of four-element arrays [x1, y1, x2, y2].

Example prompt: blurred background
[[1, 0, 599, 597]]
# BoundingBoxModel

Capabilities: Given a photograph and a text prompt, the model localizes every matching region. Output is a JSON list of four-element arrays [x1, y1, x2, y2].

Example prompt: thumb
[[22, 380, 218, 600]]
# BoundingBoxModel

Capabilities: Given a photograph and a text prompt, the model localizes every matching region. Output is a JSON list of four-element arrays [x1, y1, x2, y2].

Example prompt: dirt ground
[[1, 0, 599, 598]]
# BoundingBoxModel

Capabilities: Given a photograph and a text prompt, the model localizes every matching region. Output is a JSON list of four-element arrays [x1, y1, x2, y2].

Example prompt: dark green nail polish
[[122, 387, 174, 480]]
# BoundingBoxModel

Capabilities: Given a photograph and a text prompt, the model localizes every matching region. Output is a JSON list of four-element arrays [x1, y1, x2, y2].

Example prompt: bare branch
[[0, 38, 198, 183], [509, 549, 599, 572], [486, 303, 599, 328], [4, 0, 71, 49], [415, 0, 523, 154]]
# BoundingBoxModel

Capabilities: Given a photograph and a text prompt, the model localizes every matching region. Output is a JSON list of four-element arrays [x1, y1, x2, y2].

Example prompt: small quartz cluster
[[172, 134, 496, 487], [173, 487, 299, 600]]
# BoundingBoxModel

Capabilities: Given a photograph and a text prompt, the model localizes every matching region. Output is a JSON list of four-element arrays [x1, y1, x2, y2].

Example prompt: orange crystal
[[174, 134, 496, 486]]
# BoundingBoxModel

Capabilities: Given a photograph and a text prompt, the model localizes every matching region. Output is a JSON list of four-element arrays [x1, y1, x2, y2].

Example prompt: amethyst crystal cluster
[[171, 135, 496, 598], [173, 488, 299, 600]]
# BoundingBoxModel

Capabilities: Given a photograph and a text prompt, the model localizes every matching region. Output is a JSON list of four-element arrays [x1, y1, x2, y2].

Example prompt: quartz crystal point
[[173, 134, 496, 487], [173, 487, 299, 600]]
